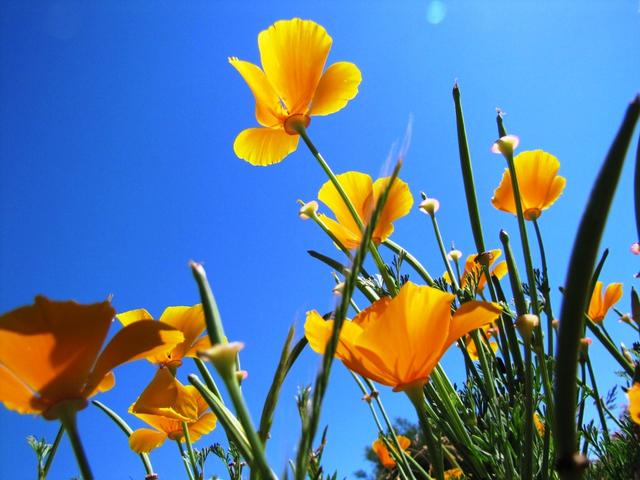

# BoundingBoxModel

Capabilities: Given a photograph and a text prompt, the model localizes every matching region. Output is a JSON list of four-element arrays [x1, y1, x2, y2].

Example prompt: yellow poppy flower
[[128, 370, 217, 453], [0, 296, 183, 420], [445, 249, 508, 292], [117, 304, 210, 368], [372, 435, 411, 469], [444, 467, 465, 479], [491, 150, 566, 221], [464, 324, 498, 360], [628, 383, 640, 425], [317, 171, 413, 249], [305, 282, 501, 391], [588, 281, 623, 323], [230, 18, 361, 166]]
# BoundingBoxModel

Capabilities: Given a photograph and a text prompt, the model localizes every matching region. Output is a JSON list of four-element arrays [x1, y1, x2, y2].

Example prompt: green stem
[[193, 358, 222, 399], [533, 219, 555, 356], [42, 425, 64, 479], [406, 386, 444, 480], [182, 422, 200, 479], [429, 213, 459, 291], [585, 317, 634, 375], [57, 405, 93, 480], [585, 356, 609, 439], [383, 239, 434, 286], [522, 343, 534, 480], [177, 441, 196, 480]]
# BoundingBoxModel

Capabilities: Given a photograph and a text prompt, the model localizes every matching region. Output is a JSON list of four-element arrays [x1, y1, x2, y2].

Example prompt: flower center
[[524, 207, 541, 220], [283, 114, 311, 135]]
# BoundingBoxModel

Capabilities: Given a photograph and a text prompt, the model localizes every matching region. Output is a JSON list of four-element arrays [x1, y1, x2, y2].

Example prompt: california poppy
[[231, 18, 361, 166], [445, 249, 508, 292], [372, 435, 410, 469], [588, 281, 623, 323]]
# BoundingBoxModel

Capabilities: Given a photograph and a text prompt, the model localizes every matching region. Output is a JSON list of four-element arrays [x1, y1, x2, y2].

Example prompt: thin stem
[[182, 422, 200, 480], [585, 317, 634, 375], [383, 239, 434, 286], [522, 343, 534, 480], [533, 219, 555, 356], [429, 213, 459, 291], [57, 405, 93, 480], [193, 358, 222, 399], [42, 425, 64, 479], [177, 441, 196, 480], [585, 356, 609, 439], [406, 386, 444, 480]]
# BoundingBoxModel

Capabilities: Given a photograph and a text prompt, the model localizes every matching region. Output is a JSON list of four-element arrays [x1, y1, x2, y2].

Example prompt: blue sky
[[1, 1, 639, 479]]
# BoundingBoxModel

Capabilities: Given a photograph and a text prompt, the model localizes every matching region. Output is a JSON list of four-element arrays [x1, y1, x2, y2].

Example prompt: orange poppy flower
[[445, 249, 508, 292], [588, 281, 623, 323], [117, 304, 210, 368], [305, 282, 501, 391], [0, 296, 183, 420], [628, 383, 640, 425], [491, 150, 566, 221], [372, 435, 411, 469], [464, 325, 498, 360], [317, 171, 413, 249], [444, 468, 465, 479], [128, 369, 217, 453], [230, 18, 361, 166]]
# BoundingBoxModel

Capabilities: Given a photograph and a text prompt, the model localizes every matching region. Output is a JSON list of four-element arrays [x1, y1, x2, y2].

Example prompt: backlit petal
[[233, 127, 299, 166], [371, 177, 413, 243], [229, 57, 284, 127], [310, 62, 361, 116], [129, 429, 167, 453], [0, 365, 42, 414], [158, 305, 206, 361], [588, 281, 604, 321], [318, 172, 373, 235], [86, 321, 183, 395], [131, 369, 198, 421], [187, 412, 217, 443], [116, 309, 153, 327], [184, 335, 212, 359], [446, 301, 502, 348], [317, 214, 362, 249], [603, 283, 623, 312], [0, 296, 114, 406], [258, 18, 332, 114]]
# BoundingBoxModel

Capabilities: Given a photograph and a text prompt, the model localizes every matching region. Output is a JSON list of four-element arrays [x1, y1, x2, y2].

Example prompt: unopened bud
[[631, 242, 640, 255], [298, 200, 319, 220], [448, 249, 463, 262], [622, 345, 634, 364], [552, 319, 559, 329], [419, 195, 440, 216], [236, 370, 249, 382], [491, 134, 520, 156], [516, 314, 539, 343], [332, 282, 345, 296], [620, 313, 632, 324], [198, 342, 244, 376], [578, 337, 592, 363]]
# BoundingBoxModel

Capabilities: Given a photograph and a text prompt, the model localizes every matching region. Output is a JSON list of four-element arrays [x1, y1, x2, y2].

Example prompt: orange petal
[[371, 177, 413, 243], [372, 438, 397, 469], [628, 383, 640, 425], [158, 305, 206, 362], [588, 281, 604, 321], [491, 168, 516, 215], [233, 127, 299, 166], [228, 57, 284, 127], [129, 428, 167, 453], [446, 301, 502, 347], [184, 335, 212, 359], [514, 150, 564, 212], [116, 309, 153, 327], [258, 18, 332, 114], [131, 368, 198, 421], [318, 171, 373, 236], [85, 321, 184, 395], [187, 412, 217, 443], [310, 62, 361, 116], [602, 283, 623, 313], [0, 296, 114, 406], [317, 214, 362, 249], [0, 365, 43, 414]]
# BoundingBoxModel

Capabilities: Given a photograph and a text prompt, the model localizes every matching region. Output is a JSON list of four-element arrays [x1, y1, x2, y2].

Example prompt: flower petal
[[446, 301, 502, 347], [310, 62, 361, 116], [602, 283, 623, 313], [129, 428, 167, 453], [588, 281, 604, 321], [158, 305, 206, 362], [258, 18, 332, 114], [491, 168, 516, 215], [317, 214, 362, 249], [131, 368, 198, 421], [628, 383, 640, 425], [85, 321, 183, 395], [371, 177, 413, 243], [318, 171, 373, 235], [116, 309, 153, 327], [0, 364, 43, 414], [0, 296, 114, 406], [184, 335, 212, 359], [229, 57, 284, 127], [233, 127, 299, 166], [187, 412, 217, 443]]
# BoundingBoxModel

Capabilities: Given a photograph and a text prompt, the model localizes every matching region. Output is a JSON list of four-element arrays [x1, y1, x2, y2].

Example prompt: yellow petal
[[233, 127, 299, 166], [129, 428, 167, 453], [371, 177, 413, 243], [0, 296, 114, 407], [158, 305, 206, 362], [446, 301, 502, 347], [0, 365, 43, 414], [184, 335, 212, 359], [258, 18, 332, 114], [116, 309, 153, 327], [588, 281, 604, 321], [228, 57, 284, 127], [628, 383, 640, 425], [491, 168, 516, 215], [602, 283, 623, 313], [310, 62, 361, 116], [187, 412, 217, 443], [85, 321, 184, 395], [318, 171, 373, 236], [317, 214, 362, 249], [131, 368, 198, 421], [304, 311, 332, 355]]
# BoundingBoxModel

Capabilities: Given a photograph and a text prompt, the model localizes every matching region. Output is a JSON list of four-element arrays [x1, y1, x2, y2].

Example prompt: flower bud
[[491, 134, 520, 156], [236, 370, 249, 382], [631, 242, 640, 255], [332, 282, 345, 296], [419, 195, 440, 216], [578, 337, 592, 363], [516, 314, 539, 343], [298, 200, 319, 220], [198, 342, 244, 377], [447, 249, 463, 262], [551, 319, 559, 329]]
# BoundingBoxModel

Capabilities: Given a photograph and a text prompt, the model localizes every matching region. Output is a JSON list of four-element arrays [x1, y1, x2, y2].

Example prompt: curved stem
[[42, 425, 64, 479], [57, 405, 93, 480]]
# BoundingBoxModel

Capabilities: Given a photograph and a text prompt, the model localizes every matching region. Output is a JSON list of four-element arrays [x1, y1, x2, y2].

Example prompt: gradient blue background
[[1, 1, 639, 478]]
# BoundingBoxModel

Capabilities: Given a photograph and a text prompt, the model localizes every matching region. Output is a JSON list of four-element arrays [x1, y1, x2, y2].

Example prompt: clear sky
[[1, 1, 639, 479]]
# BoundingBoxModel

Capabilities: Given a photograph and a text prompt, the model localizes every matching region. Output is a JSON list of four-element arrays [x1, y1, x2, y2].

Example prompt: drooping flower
[[588, 281, 623, 323], [445, 249, 508, 292], [117, 304, 210, 368], [0, 296, 183, 419], [128, 370, 217, 453], [372, 435, 411, 469], [305, 282, 501, 391], [628, 383, 640, 425], [230, 18, 362, 166], [464, 324, 498, 360], [316, 171, 413, 249], [491, 150, 566, 221]]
